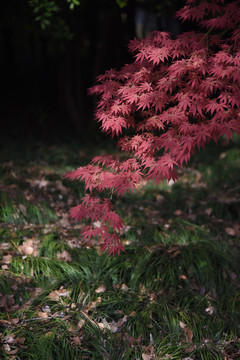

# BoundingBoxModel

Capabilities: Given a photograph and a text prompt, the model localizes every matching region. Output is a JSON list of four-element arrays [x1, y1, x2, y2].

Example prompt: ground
[[0, 135, 240, 359]]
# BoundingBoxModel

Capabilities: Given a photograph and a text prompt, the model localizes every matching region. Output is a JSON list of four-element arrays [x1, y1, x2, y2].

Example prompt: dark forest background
[[0, 0, 189, 142]]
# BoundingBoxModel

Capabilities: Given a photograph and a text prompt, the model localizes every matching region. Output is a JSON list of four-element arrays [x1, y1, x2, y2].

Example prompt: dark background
[[0, 0, 188, 143]]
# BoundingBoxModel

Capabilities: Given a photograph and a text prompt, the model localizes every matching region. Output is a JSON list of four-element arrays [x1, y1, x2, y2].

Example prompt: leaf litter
[[0, 140, 240, 358]]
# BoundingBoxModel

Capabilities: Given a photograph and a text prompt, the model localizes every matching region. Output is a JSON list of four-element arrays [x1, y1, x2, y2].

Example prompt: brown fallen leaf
[[58, 214, 71, 228], [48, 288, 70, 301], [142, 354, 152, 360], [2, 254, 12, 264], [205, 208, 212, 215], [36, 311, 49, 319], [0, 242, 10, 250], [205, 306, 216, 315], [18, 238, 39, 256], [179, 321, 187, 329], [3, 344, 18, 355], [128, 311, 136, 317], [0, 294, 15, 309], [89, 297, 102, 309], [15, 337, 26, 345], [115, 315, 127, 328], [97, 322, 105, 330], [72, 336, 81, 346], [57, 250, 72, 262], [172, 250, 181, 258], [0, 319, 12, 327], [5, 334, 15, 344], [19, 204, 27, 217], [156, 194, 165, 203], [174, 209, 182, 216], [120, 284, 129, 291], [56, 180, 69, 195], [179, 274, 187, 280], [225, 227, 236, 236], [18, 240, 33, 255], [95, 284, 106, 294], [186, 328, 193, 343], [68, 325, 76, 334], [32, 179, 49, 188], [179, 321, 193, 343], [77, 319, 86, 330]]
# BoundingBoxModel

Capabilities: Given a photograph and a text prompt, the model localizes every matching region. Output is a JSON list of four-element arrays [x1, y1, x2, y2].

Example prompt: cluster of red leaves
[[65, 0, 240, 255]]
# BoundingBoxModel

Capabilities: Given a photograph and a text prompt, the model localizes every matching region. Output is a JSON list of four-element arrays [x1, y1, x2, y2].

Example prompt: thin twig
[[20, 314, 67, 323]]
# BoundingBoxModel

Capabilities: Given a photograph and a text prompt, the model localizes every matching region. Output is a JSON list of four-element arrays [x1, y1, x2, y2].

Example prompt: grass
[[0, 135, 240, 359]]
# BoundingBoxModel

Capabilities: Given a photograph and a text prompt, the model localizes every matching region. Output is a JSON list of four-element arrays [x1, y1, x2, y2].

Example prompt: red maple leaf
[[65, 0, 240, 255]]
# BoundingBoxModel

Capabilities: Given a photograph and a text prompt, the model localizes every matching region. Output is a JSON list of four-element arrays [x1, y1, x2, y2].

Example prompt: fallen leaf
[[186, 328, 193, 343], [205, 208, 212, 215], [89, 297, 102, 309], [33, 179, 49, 188], [113, 284, 120, 289], [72, 336, 81, 346], [114, 310, 124, 315], [18, 238, 38, 256], [3, 344, 18, 354], [36, 311, 49, 318], [56, 180, 69, 195], [42, 305, 51, 313], [129, 311, 136, 317], [0, 319, 12, 327], [179, 274, 187, 280], [172, 250, 181, 258], [57, 250, 72, 262], [2, 254, 12, 264], [156, 194, 165, 203], [0, 243, 10, 250], [5, 335, 15, 344], [95, 284, 106, 294], [0, 295, 15, 309], [58, 214, 71, 228], [185, 345, 196, 353], [205, 306, 215, 315], [15, 337, 26, 345], [120, 284, 129, 291], [179, 321, 187, 329], [77, 319, 85, 330], [115, 315, 127, 328], [142, 354, 152, 360], [225, 227, 236, 236], [97, 322, 105, 330], [68, 325, 76, 334], [48, 288, 70, 301], [19, 204, 27, 216]]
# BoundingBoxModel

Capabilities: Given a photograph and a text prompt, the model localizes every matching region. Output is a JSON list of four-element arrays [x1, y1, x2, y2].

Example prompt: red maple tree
[[65, 0, 240, 256]]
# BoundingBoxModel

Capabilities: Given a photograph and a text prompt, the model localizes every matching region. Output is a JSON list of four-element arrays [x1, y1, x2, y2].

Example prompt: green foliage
[[116, 0, 128, 8], [0, 193, 57, 225], [66, 0, 80, 10], [29, 0, 59, 29], [28, 0, 80, 38]]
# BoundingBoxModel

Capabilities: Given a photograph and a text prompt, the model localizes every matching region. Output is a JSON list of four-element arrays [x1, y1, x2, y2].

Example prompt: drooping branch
[[65, 0, 240, 255]]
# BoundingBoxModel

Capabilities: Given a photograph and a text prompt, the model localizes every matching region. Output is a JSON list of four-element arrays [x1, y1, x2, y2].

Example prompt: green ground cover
[[0, 135, 240, 359]]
